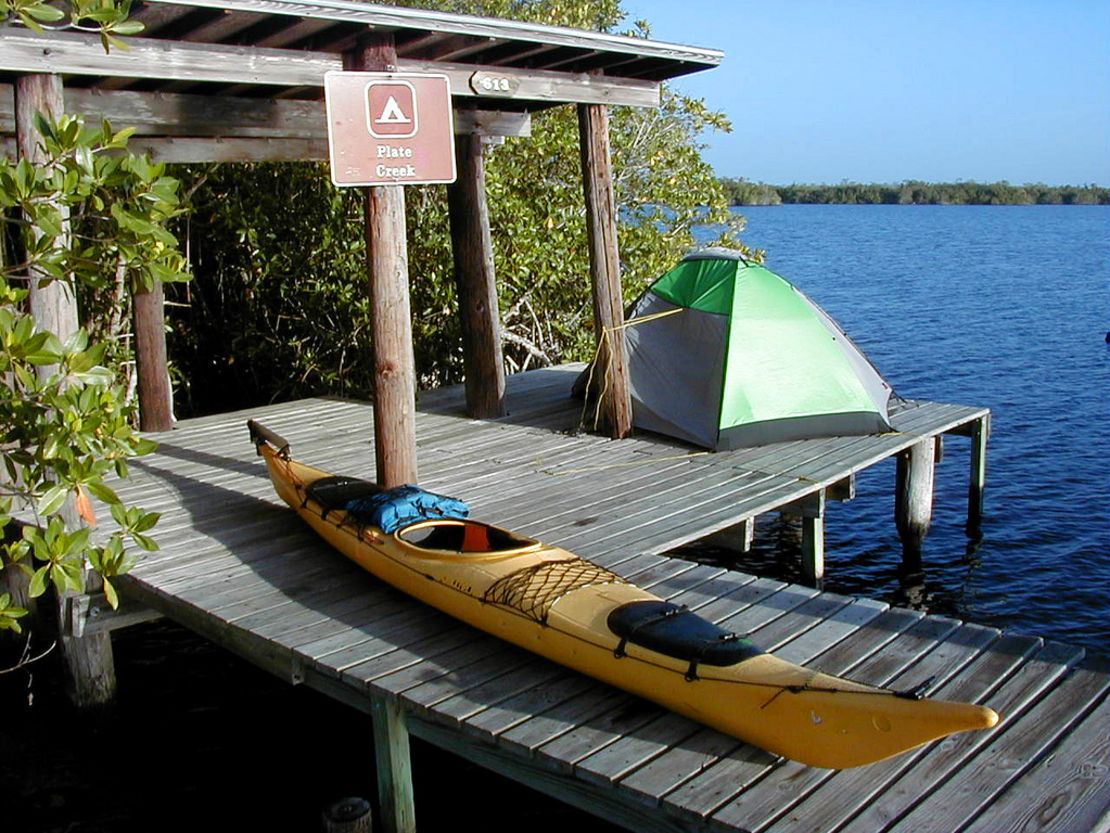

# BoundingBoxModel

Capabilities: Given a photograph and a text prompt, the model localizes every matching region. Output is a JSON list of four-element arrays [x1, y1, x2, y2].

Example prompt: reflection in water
[[671, 512, 987, 628], [893, 559, 928, 609]]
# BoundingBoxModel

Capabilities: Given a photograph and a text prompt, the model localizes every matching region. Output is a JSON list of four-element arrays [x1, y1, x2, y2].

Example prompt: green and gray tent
[[620, 249, 894, 449]]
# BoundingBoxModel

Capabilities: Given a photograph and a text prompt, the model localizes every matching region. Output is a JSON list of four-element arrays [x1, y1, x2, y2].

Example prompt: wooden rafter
[[0, 29, 660, 108]]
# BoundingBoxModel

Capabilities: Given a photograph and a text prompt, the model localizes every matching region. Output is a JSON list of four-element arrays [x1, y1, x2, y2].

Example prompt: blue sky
[[620, 0, 1110, 185]]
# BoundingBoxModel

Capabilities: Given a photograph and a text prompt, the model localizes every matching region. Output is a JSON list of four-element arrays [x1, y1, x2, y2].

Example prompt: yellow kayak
[[248, 420, 999, 768]]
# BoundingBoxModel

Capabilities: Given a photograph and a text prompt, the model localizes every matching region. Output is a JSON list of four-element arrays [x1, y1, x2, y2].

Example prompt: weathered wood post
[[323, 796, 373, 833], [446, 132, 506, 418], [578, 100, 633, 439], [782, 491, 826, 586], [349, 37, 419, 488], [371, 696, 416, 833], [15, 72, 117, 706], [702, 517, 756, 559], [896, 437, 937, 561], [790, 495, 825, 586], [366, 184, 417, 488], [966, 414, 989, 537], [2, 523, 39, 627], [801, 513, 825, 585], [16, 75, 76, 364], [133, 279, 173, 431]]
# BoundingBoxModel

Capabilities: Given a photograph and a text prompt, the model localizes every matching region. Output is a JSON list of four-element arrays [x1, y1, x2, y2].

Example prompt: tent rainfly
[[615, 249, 894, 449]]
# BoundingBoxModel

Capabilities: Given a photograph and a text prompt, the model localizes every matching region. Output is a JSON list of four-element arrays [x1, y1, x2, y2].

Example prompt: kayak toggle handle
[[248, 419, 291, 459]]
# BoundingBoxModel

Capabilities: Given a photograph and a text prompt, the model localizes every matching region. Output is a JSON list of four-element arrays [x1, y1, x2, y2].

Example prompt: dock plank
[[661, 620, 998, 829], [95, 366, 1108, 833], [758, 632, 1048, 833], [960, 684, 1110, 833], [574, 597, 892, 797], [882, 656, 1110, 833], [836, 640, 1086, 833]]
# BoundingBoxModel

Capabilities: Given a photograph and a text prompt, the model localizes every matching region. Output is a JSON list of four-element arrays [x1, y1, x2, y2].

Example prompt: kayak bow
[[248, 420, 999, 768]]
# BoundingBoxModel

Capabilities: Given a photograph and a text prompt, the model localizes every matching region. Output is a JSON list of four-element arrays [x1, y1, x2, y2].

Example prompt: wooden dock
[[100, 365, 1108, 833]]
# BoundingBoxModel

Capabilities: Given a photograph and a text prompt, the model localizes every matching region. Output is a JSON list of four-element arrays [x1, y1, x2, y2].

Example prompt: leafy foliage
[[165, 164, 372, 413], [1, 110, 188, 633], [170, 3, 752, 413], [1, 0, 144, 51]]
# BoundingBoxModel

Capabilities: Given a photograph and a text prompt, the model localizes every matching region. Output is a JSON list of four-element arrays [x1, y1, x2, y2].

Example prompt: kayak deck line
[[102, 365, 1107, 833]]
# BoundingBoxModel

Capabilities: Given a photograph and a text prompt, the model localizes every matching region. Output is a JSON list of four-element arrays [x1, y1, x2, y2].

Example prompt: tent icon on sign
[[366, 80, 419, 139]]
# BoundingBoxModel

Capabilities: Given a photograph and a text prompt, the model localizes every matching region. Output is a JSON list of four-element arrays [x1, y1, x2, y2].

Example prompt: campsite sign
[[325, 71, 456, 187]]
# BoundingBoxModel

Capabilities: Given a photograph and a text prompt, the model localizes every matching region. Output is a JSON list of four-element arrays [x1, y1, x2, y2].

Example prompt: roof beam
[[235, 13, 339, 47], [404, 59, 659, 107], [0, 85, 530, 162], [0, 29, 659, 107], [0, 29, 337, 87], [166, 7, 266, 40]]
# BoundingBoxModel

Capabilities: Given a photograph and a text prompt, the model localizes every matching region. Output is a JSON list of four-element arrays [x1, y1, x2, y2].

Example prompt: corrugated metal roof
[[0, 1, 724, 158], [133, 0, 723, 82], [13, 0, 722, 108]]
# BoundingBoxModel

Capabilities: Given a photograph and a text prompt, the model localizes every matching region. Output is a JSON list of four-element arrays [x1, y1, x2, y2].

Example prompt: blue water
[[691, 205, 1110, 652]]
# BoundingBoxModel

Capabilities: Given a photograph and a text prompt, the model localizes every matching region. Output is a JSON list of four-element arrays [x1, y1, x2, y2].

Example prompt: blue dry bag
[[345, 485, 470, 534]]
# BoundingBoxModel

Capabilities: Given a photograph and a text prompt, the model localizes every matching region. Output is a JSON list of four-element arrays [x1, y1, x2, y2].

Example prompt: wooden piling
[[351, 37, 419, 488], [365, 185, 418, 488], [578, 101, 632, 439], [15, 74, 76, 371], [59, 571, 117, 707], [801, 514, 825, 586], [16, 72, 117, 706], [896, 437, 937, 560], [323, 797, 373, 833], [371, 696, 416, 833], [703, 516, 756, 556], [447, 132, 506, 418], [967, 414, 989, 536], [782, 491, 827, 585], [133, 279, 174, 431]]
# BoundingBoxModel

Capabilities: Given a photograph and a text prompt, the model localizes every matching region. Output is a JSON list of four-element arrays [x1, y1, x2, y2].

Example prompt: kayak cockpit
[[305, 475, 383, 513], [396, 519, 540, 558], [306, 477, 476, 535]]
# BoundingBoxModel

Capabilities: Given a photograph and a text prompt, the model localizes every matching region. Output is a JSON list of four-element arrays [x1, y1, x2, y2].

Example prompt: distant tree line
[[720, 178, 1110, 206]]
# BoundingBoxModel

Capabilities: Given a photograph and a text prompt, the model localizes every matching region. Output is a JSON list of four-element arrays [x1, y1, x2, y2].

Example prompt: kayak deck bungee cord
[[247, 419, 999, 769]]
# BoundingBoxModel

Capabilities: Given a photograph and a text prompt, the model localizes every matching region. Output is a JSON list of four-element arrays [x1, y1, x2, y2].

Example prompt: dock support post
[[371, 696, 416, 833], [133, 278, 173, 431], [801, 514, 825, 586], [447, 132, 506, 418], [16, 73, 76, 369], [967, 415, 989, 537], [828, 474, 856, 503], [59, 573, 117, 707], [578, 100, 632, 439], [323, 797, 372, 833], [703, 517, 756, 557], [350, 36, 418, 488], [366, 177, 418, 488], [783, 492, 826, 586], [896, 437, 936, 561], [17, 72, 117, 706]]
